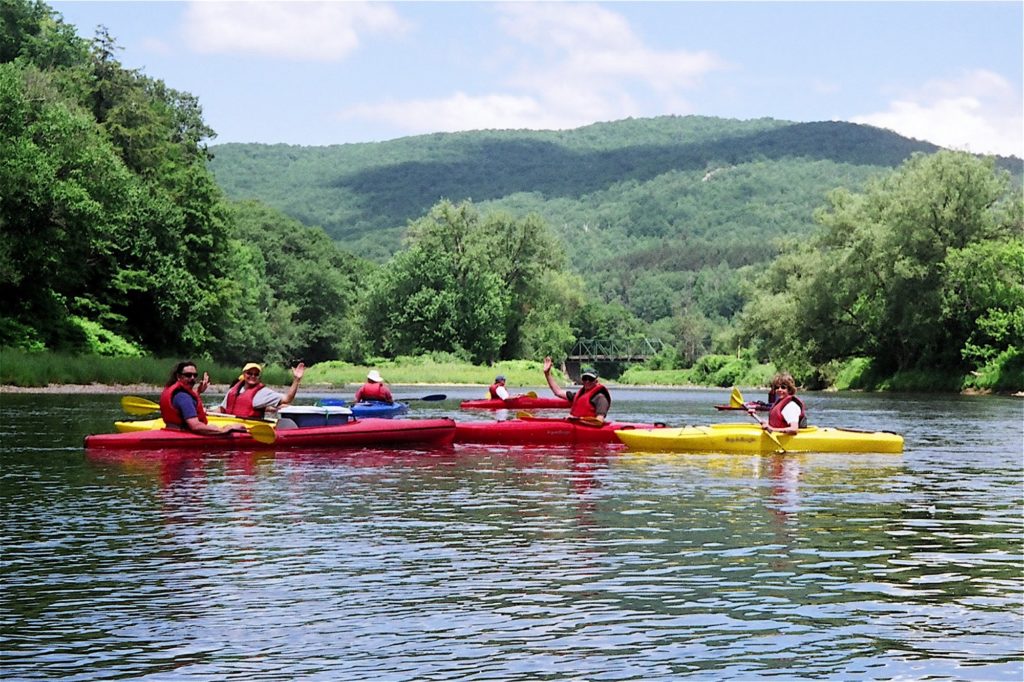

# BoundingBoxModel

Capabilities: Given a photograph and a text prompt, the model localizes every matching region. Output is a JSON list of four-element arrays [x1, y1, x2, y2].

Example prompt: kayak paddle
[[122, 395, 160, 415], [746, 409, 786, 453], [516, 411, 604, 427], [524, 391, 538, 399], [245, 422, 277, 444], [729, 386, 745, 408], [398, 394, 447, 401]]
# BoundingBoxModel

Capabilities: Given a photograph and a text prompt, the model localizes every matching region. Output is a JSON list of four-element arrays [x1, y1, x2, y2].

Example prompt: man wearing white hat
[[354, 369, 394, 403]]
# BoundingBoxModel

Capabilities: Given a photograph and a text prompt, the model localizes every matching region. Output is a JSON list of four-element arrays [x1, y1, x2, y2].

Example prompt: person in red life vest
[[354, 369, 394, 403], [744, 380, 782, 412], [210, 361, 305, 418], [542, 356, 610, 422], [159, 361, 247, 435], [753, 371, 807, 435], [489, 375, 511, 400]]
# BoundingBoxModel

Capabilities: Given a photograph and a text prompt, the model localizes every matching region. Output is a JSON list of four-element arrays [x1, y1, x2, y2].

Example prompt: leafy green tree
[[360, 201, 508, 363], [942, 238, 1024, 366], [518, 270, 585, 359], [0, 60, 136, 349], [359, 200, 572, 363], [741, 151, 1021, 380], [224, 201, 372, 364], [1, 4, 238, 358]]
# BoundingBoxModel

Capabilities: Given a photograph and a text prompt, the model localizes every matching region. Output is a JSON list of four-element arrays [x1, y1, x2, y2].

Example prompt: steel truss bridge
[[562, 338, 667, 381]]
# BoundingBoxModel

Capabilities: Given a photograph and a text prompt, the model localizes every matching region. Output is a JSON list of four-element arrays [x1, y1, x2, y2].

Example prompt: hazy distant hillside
[[207, 116, 1019, 319]]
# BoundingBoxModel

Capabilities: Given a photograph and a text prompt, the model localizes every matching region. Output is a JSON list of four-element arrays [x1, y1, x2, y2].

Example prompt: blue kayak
[[318, 398, 409, 418], [350, 401, 409, 418]]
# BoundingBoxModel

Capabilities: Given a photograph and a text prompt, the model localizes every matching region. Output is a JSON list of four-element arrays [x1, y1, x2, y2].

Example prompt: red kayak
[[460, 396, 571, 410], [85, 417, 456, 450], [453, 417, 664, 446]]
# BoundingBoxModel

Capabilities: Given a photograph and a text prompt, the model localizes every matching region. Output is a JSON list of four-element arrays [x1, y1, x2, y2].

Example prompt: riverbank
[[3, 383, 1020, 397], [2, 350, 1019, 395]]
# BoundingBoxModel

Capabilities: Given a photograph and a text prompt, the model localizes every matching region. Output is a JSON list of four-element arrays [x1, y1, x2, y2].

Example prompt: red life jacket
[[570, 382, 610, 418], [768, 394, 807, 429], [224, 380, 266, 418], [356, 382, 391, 403], [159, 381, 208, 428], [489, 382, 504, 399]]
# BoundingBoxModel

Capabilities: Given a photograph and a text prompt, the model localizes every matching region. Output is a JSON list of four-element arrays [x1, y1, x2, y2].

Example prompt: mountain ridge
[[207, 115, 1020, 274]]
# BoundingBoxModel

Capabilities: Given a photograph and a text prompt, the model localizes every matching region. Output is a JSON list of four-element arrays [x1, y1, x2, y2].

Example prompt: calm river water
[[1, 387, 1021, 681]]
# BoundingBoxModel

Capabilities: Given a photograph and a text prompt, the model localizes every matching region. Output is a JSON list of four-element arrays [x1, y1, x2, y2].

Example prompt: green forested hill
[[208, 117, 1022, 377], [209, 116, 945, 264], [208, 116, 964, 338]]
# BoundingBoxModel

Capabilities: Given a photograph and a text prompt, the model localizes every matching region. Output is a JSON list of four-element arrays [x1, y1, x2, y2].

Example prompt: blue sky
[[51, 1, 1023, 157]]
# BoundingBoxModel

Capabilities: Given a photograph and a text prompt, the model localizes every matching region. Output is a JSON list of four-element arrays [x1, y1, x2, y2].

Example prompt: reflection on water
[[1, 389, 1021, 680]]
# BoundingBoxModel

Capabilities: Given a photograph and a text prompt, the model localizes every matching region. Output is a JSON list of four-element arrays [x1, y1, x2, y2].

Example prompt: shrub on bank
[[307, 356, 551, 388], [0, 349, 291, 388]]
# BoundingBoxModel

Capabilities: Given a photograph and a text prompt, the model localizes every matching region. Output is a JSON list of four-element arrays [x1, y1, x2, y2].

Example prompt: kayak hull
[[88, 418, 456, 450], [460, 397, 571, 410], [615, 424, 903, 454], [454, 418, 663, 446]]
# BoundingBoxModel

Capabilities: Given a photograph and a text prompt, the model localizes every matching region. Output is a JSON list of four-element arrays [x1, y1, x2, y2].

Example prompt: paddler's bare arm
[[543, 356, 568, 400]]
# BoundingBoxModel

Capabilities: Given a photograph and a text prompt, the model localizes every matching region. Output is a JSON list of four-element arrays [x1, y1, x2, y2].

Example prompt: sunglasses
[[180, 372, 198, 379], [244, 370, 261, 376]]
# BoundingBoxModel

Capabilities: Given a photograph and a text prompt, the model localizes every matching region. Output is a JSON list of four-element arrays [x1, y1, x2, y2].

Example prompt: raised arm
[[542, 356, 568, 400], [279, 362, 305, 406]]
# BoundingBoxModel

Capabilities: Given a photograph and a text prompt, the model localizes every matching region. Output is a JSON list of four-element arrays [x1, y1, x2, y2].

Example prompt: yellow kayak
[[115, 414, 270, 433], [615, 423, 903, 454]]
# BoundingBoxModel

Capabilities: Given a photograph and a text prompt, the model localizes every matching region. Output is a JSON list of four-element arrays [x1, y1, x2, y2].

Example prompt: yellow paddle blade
[[247, 422, 277, 444], [525, 391, 538, 399], [121, 396, 160, 416], [571, 416, 605, 427], [729, 387, 745, 408], [515, 410, 534, 420]]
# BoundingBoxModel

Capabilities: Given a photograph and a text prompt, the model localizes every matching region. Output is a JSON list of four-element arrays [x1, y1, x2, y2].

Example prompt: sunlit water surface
[[1, 387, 1021, 680]]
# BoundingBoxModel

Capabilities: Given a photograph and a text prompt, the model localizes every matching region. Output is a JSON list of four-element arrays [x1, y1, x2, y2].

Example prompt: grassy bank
[[2, 349, 1018, 394], [0, 349, 294, 388], [0, 350, 554, 389]]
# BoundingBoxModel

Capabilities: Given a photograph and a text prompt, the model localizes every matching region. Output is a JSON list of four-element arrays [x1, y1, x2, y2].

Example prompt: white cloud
[[182, 1, 407, 61], [340, 92, 583, 134], [339, 2, 725, 134], [498, 2, 725, 94], [853, 69, 1023, 158]]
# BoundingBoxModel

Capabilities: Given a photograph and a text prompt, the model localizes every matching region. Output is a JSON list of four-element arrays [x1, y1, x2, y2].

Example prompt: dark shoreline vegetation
[[3, 1, 1022, 396], [0, 349, 1018, 395]]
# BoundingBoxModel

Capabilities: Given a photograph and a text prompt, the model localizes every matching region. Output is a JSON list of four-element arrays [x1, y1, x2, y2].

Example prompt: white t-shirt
[[780, 400, 802, 428], [494, 385, 510, 400]]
